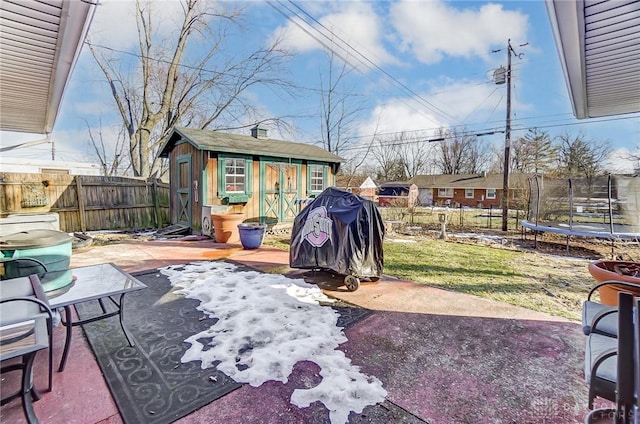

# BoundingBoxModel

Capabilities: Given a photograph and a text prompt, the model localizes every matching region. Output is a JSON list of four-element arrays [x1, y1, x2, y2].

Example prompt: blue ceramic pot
[[237, 223, 267, 249]]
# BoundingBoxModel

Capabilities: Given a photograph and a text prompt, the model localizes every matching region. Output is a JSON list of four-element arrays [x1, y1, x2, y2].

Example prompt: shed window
[[486, 188, 497, 199], [465, 188, 474, 198], [225, 158, 245, 193], [309, 165, 325, 192], [438, 188, 453, 198]]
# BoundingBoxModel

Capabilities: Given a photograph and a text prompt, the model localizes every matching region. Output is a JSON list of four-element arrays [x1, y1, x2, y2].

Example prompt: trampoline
[[522, 174, 640, 252]]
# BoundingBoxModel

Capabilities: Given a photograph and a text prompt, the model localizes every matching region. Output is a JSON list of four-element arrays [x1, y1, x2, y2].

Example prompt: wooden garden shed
[[158, 126, 343, 232]]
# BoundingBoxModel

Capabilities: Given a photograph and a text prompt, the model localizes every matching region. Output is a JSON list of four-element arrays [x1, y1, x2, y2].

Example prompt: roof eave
[[44, 0, 98, 133], [158, 128, 343, 163], [204, 147, 343, 164], [0, 0, 98, 134], [546, 0, 588, 119], [546, 0, 640, 119]]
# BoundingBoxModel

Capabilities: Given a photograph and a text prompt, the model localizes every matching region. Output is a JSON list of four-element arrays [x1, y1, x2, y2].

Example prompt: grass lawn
[[264, 234, 595, 321], [383, 239, 593, 321]]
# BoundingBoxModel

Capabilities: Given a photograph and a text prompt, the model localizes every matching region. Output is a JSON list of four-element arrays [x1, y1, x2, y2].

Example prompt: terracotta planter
[[588, 260, 640, 306], [212, 213, 245, 243]]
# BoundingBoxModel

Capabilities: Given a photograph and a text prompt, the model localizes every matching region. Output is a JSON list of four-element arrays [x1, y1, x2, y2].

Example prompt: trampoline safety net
[[524, 175, 640, 239]]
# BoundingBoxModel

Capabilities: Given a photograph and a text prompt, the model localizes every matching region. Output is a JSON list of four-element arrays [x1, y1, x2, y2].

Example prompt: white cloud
[[358, 100, 445, 139], [0, 129, 97, 162], [49, 128, 99, 162], [427, 79, 505, 123], [357, 79, 508, 139], [606, 147, 640, 174], [161, 261, 387, 424], [89, 0, 193, 51], [271, 2, 397, 69], [89, 0, 138, 50], [390, 0, 529, 64]]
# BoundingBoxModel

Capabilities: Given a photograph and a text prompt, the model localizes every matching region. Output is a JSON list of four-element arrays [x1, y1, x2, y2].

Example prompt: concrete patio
[[0, 236, 596, 423]]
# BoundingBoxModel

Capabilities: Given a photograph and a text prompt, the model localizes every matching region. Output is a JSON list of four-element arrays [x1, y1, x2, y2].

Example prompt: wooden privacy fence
[[0, 173, 170, 233]]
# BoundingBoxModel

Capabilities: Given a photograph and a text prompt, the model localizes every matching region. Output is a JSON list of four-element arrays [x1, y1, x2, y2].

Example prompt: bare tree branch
[[434, 128, 489, 174], [319, 50, 365, 156], [90, 0, 292, 178], [85, 119, 131, 176]]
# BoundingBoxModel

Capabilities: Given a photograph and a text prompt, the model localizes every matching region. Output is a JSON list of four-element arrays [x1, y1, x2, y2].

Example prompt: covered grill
[[289, 188, 384, 291]]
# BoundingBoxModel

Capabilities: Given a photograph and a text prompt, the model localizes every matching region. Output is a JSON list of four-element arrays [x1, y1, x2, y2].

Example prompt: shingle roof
[[159, 127, 343, 163], [335, 175, 374, 188], [410, 173, 533, 189], [379, 181, 416, 188]]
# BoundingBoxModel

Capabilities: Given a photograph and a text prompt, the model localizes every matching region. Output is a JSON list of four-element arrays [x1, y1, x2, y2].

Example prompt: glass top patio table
[[40, 263, 147, 372], [43, 263, 146, 308]]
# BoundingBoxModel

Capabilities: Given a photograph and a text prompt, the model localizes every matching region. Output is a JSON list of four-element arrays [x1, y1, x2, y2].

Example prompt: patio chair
[[1, 257, 48, 280], [1, 274, 54, 393], [1, 277, 54, 424], [582, 280, 640, 338], [584, 291, 635, 411]]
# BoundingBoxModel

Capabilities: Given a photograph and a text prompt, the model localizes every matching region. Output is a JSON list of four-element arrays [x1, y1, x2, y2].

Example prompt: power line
[[306, 113, 639, 154], [280, 0, 460, 124], [83, 11, 638, 152], [337, 128, 506, 153], [303, 112, 639, 145], [86, 41, 374, 99], [266, 1, 461, 127], [460, 87, 500, 123]]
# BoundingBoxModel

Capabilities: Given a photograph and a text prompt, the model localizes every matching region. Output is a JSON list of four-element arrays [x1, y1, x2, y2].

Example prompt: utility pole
[[494, 39, 526, 232], [501, 40, 513, 232]]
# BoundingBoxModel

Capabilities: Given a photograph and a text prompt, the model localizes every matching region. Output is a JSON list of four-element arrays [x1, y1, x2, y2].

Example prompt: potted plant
[[588, 260, 640, 305], [237, 222, 267, 249], [212, 213, 245, 243]]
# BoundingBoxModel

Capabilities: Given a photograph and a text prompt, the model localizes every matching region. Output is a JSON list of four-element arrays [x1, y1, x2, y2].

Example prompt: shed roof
[[410, 173, 533, 189], [159, 127, 343, 164], [0, 0, 97, 133]]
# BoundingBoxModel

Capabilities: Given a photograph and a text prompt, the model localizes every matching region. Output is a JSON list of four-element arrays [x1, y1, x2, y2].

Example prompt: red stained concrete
[[1, 237, 596, 423]]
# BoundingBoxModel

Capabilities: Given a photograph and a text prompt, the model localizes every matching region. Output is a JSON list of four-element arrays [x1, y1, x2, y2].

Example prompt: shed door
[[176, 154, 192, 226], [262, 162, 299, 223]]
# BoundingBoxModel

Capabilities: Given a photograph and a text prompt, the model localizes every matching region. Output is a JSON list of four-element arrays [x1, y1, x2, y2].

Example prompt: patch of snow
[[547, 255, 590, 262], [386, 238, 417, 243], [160, 261, 387, 424], [450, 232, 506, 244]]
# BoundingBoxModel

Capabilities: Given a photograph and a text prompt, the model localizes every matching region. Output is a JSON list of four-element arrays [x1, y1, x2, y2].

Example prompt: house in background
[[377, 182, 418, 207], [158, 126, 343, 232], [334, 175, 378, 201], [409, 173, 532, 208], [0, 157, 102, 176]]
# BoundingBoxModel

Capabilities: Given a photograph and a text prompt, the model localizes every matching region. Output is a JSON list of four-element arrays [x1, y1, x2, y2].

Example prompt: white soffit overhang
[[0, 0, 97, 134], [546, 0, 640, 119]]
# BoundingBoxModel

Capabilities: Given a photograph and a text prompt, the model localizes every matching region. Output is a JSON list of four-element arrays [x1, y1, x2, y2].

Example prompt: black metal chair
[[0, 257, 48, 280], [584, 291, 636, 422], [1, 274, 54, 393], [0, 287, 54, 424], [582, 280, 640, 338]]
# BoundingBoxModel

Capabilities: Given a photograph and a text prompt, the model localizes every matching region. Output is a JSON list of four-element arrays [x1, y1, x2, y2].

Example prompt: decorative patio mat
[[76, 262, 375, 424], [76, 268, 241, 424], [332, 303, 375, 329]]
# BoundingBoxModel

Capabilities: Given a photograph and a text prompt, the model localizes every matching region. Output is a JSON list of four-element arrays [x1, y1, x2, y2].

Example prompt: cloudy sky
[[1, 0, 638, 171]]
